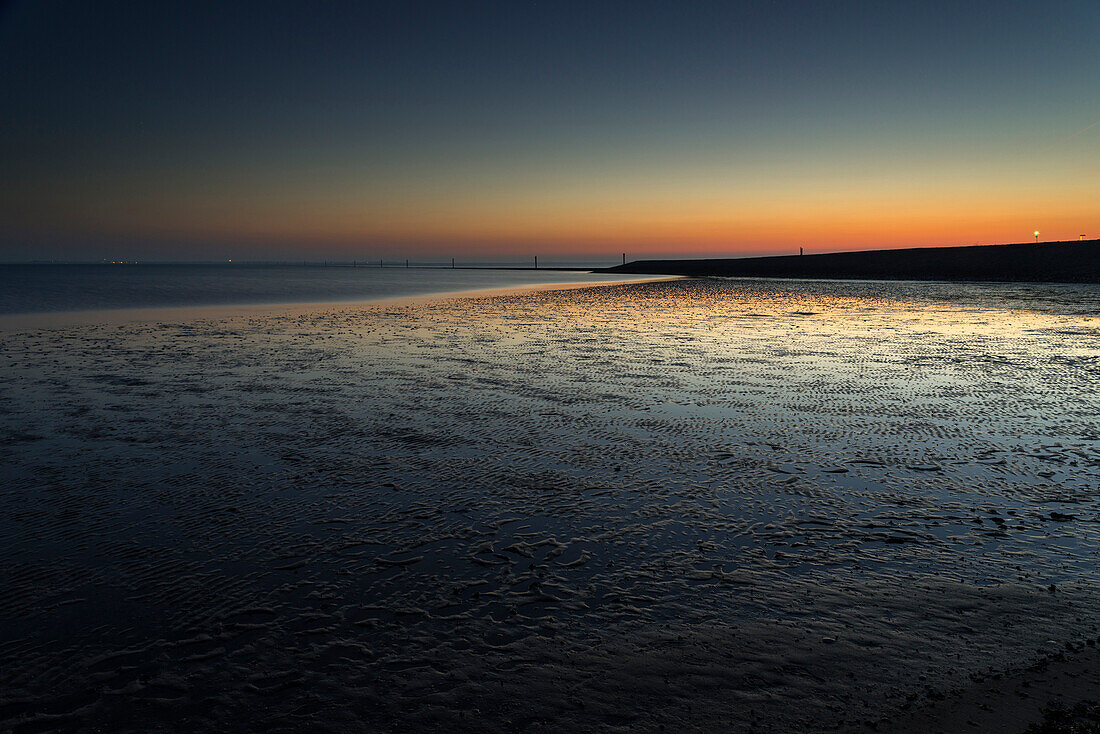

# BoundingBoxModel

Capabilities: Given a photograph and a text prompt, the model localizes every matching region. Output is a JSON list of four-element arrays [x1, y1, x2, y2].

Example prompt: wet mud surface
[[2, 278, 1099, 732]]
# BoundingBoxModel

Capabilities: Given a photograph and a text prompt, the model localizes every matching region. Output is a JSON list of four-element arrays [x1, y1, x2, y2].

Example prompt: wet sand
[[1, 278, 1099, 732]]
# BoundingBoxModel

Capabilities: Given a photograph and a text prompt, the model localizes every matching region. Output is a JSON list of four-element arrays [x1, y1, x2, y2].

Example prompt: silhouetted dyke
[[599, 239, 1100, 284]]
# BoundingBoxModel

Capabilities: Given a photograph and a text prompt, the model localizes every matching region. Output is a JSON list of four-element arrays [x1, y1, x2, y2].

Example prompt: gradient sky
[[1, 0, 1097, 261]]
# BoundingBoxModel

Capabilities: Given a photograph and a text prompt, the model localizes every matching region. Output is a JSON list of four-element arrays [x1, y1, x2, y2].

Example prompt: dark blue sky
[[2, 0, 1097, 260]]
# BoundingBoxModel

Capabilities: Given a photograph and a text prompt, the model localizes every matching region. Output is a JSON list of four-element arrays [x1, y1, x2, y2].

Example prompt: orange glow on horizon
[[9, 149, 1097, 259], [52, 189, 1096, 258]]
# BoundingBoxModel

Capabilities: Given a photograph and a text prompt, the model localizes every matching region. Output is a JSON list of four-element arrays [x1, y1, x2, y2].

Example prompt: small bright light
[[1034, 231, 1040, 236]]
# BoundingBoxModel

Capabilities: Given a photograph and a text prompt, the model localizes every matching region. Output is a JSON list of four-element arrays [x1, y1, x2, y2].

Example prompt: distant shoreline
[[600, 239, 1100, 284]]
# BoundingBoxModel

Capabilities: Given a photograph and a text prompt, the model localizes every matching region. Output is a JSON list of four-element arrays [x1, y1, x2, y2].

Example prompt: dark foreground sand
[[884, 640, 1100, 732], [1, 278, 1099, 732]]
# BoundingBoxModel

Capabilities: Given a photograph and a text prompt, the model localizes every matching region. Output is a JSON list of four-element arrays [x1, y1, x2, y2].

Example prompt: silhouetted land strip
[[600, 239, 1100, 283]]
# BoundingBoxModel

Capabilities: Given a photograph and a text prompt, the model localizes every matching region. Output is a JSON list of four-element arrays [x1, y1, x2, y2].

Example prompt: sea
[[0, 261, 651, 316]]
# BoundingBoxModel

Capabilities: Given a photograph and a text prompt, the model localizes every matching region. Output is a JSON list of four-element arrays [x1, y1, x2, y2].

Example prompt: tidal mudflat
[[2, 278, 1099, 733]]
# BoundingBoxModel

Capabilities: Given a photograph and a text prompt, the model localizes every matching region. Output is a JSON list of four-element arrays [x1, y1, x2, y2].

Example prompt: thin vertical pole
[[534, 255, 538, 269], [452, 258, 455, 269]]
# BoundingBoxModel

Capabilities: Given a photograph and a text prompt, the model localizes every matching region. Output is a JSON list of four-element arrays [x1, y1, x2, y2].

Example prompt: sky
[[0, 0, 1097, 262]]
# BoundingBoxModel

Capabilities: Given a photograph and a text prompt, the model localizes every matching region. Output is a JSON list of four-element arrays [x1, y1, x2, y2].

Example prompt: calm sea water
[[0, 263, 652, 315], [7, 263, 1100, 319]]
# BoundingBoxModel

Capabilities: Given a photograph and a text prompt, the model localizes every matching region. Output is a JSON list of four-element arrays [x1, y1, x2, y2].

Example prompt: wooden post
[[452, 258, 455, 269], [406, 259, 409, 268], [534, 255, 538, 269]]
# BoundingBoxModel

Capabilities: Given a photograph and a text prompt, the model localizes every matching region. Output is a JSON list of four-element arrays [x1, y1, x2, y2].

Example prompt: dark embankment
[[600, 239, 1100, 283]]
